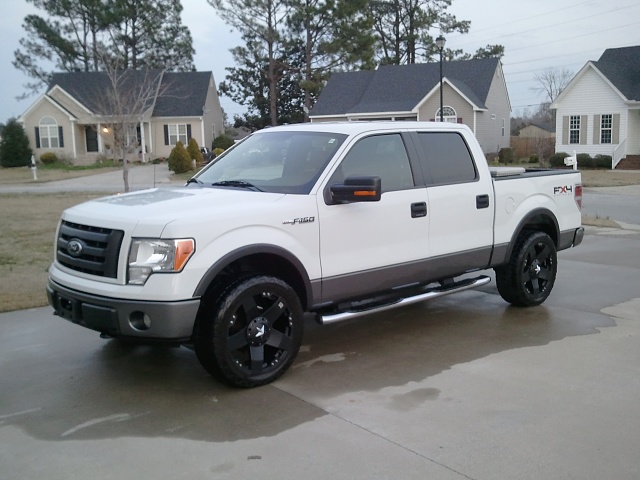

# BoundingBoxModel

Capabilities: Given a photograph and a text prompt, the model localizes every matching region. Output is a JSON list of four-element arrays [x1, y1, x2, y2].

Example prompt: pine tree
[[13, 0, 195, 97], [0, 119, 33, 168]]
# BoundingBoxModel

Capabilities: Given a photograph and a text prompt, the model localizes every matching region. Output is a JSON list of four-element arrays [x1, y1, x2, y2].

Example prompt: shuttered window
[[164, 124, 192, 145], [600, 114, 612, 144], [38, 116, 62, 148], [569, 115, 580, 144]]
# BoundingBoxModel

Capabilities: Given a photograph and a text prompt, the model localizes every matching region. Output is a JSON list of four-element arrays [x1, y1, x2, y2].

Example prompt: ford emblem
[[67, 239, 84, 257]]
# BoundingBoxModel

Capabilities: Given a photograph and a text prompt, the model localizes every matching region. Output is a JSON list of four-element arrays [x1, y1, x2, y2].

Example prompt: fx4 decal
[[554, 185, 573, 196]]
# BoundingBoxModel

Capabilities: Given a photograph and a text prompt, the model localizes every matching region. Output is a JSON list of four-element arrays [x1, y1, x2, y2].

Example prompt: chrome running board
[[317, 275, 491, 325]]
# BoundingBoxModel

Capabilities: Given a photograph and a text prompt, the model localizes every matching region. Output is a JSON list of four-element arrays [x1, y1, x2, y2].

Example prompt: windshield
[[194, 130, 347, 194]]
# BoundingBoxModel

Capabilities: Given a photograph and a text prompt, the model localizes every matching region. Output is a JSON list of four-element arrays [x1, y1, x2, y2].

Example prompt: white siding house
[[551, 46, 640, 169]]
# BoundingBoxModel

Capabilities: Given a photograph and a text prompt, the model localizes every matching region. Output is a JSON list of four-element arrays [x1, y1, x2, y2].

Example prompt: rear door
[[412, 131, 494, 276], [316, 132, 429, 302]]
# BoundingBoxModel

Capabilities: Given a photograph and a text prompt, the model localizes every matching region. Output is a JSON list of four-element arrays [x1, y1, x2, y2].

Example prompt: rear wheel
[[495, 231, 557, 307], [194, 275, 303, 388]]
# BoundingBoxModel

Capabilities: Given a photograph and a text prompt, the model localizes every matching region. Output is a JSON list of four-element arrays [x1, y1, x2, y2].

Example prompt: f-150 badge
[[283, 216, 315, 225]]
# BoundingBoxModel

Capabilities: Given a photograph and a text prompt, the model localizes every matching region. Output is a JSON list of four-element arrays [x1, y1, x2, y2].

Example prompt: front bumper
[[47, 280, 200, 342]]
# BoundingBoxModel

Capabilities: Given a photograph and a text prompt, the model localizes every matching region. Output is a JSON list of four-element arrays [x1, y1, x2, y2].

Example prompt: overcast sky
[[1, 0, 639, 124]]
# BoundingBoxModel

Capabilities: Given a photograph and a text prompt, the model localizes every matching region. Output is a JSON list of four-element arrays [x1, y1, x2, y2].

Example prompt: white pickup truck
[[47, 122, 583, 387]]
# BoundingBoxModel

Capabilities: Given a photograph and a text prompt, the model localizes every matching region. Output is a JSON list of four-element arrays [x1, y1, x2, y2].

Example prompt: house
[[551, 46, 640, 169], [518, 122, 555, 139], [309, 57, 511, 154], [18, 70, 224, 165]]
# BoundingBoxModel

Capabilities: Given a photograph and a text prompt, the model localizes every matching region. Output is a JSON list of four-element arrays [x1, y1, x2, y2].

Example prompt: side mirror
[[329, 176, 381, 204]]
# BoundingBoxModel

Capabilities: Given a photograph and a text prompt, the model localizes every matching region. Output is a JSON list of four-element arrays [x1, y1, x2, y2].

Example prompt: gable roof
[[593, 46, 640, 101], [47, 70, 212, 117], [311, 57, 499, 117], [153, 71, 212, 117]]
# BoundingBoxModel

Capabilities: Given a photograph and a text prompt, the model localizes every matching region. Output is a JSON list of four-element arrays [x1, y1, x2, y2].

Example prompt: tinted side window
[[330, 134, 414, 193], [417, 132, 477, 185]]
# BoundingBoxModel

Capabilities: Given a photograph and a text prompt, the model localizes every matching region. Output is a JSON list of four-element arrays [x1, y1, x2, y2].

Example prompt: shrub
[[167, 141, 193, 174], [529, 154, 539, 164], [549, 152, 570, 168], [593, 154, 612, 169], [498, 147, 515, 164], [213, 147, 225, 158], [576, 153, 593, 168], [212, 134, 234, 151], [0, 119, 33, 168], [187, 138, 204, 164], [39, 152, 59, 164]]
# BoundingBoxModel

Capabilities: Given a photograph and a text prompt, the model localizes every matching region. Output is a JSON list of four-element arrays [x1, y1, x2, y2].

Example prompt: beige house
[[309, 57, 511, 154], [518, 123, 555, 139], [19, 70, 224, 165]]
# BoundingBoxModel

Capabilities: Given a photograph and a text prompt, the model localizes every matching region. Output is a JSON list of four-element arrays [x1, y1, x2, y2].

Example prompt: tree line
[[14, 0, 503, 129]]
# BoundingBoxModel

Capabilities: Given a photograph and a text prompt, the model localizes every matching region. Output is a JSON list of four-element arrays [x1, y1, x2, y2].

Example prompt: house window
[[39, 116, 60, 148], [435, 106, 457, 123], [601, 114, 612, 144], [502, 118, 505, 137], [168, 124, 188, 145], [125, 124, 140, 147], [569, 115, 580, 144]]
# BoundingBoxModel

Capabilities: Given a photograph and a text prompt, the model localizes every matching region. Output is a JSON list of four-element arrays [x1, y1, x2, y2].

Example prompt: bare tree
[[93, 60, 166, 192], [532, 67, 573, 103], [531, 67, 573, 126]]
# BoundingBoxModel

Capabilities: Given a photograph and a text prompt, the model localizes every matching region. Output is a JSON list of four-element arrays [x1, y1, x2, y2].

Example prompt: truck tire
[[194, 275, 304, 388], [494, 231, 557, 307]]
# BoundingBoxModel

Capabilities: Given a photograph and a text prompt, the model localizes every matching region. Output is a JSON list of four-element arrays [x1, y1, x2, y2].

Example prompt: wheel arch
[[499, 208, 560, 265], [193, 244, 314, 311]]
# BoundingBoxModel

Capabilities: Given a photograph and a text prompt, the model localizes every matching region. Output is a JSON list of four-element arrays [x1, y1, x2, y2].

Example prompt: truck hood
[[61, 186, 286, 237]]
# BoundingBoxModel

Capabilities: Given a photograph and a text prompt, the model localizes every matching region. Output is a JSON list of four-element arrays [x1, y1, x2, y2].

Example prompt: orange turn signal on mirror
[[354, 190, 377, 196]]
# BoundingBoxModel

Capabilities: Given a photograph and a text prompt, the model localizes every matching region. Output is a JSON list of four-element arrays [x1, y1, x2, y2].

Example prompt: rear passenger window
[[417, 132, 477, 185]]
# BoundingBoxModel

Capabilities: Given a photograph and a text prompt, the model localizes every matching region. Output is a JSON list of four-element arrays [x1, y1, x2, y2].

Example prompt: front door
[[317, 133, 429, 302], [85, 126, 98, 153]]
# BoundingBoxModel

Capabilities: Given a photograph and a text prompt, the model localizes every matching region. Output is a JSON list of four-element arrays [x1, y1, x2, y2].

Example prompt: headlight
[[128, 238, 195, 285]]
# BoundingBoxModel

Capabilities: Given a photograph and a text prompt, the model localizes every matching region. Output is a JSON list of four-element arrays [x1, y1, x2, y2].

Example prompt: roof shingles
[[47, 70, 212, 117], [595, 46, 640, 101], [311, 57, 498, 117]]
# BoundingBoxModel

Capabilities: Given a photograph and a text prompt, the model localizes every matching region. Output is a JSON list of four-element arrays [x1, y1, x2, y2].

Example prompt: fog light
[[130, 311, 151, 331]]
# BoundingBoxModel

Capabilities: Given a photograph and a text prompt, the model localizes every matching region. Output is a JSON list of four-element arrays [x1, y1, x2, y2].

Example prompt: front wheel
[[495, 231, 558, 307], [194, 275, 304, 388]]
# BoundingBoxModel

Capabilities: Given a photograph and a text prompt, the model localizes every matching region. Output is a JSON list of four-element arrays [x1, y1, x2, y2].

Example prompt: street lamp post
[[436, 35, 446, 122]]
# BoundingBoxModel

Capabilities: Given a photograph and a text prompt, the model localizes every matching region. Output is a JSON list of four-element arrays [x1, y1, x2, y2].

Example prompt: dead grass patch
[[579, 169, 640, 187], [0, 166, 120, 184], [0, 193, 103, 312]]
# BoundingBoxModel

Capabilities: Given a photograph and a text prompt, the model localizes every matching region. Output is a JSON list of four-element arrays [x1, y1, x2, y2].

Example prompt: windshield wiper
[[186, 178, 203, 185], [211, 180, 263, 192]]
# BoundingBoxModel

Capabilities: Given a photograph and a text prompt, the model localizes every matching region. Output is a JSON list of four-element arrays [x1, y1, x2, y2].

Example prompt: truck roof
[[259, 121, 473, 136]]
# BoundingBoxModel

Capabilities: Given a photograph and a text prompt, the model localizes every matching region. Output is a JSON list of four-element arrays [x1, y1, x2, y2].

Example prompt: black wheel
[[194, 275, 303, 388], [495, 231, 557, 307]]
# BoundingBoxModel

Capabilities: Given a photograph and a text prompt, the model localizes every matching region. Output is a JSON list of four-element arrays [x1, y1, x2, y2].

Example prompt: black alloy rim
[[225, 290, 294, 375], [522, 241, 554, 295]]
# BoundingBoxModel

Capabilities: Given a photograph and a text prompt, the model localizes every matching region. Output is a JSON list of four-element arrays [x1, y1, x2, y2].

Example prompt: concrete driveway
[[2, 226, 640, 479], [0, 163, 183, 194]]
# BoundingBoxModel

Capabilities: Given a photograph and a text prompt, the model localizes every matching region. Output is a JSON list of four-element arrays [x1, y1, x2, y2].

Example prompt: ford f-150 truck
[[47, 122, 583, 387]]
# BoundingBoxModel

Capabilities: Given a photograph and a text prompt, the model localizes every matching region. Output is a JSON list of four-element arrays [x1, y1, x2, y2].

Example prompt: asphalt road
[[2, 226, 640, 479], [583, 185, 640, 227]]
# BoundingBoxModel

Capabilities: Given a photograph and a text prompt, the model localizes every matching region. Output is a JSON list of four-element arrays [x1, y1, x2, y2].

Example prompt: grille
[[56, 221, 124, 278]]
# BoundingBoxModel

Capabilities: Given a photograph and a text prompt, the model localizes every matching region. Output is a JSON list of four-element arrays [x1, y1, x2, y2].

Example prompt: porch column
[[140, 122, 147, 163], [71, 119, 77, 160], [97, 123, 104, 153]]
